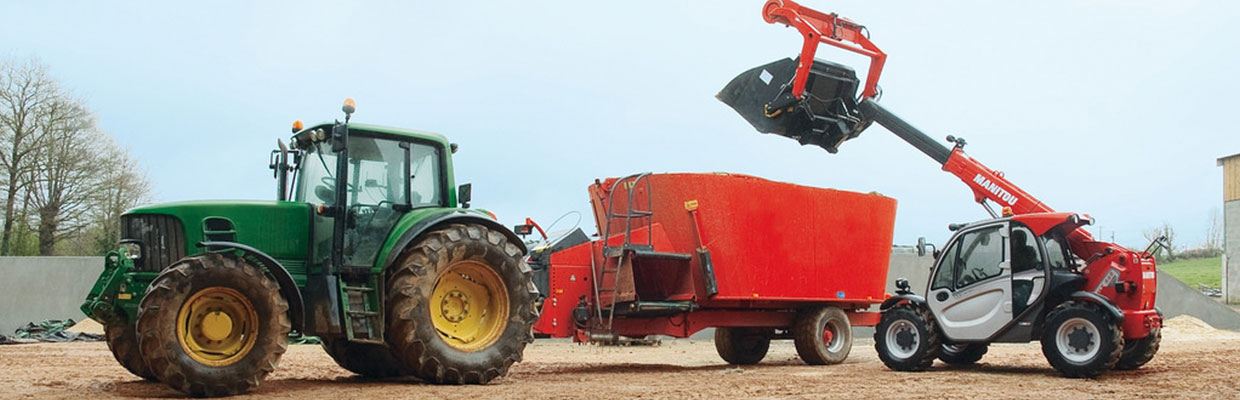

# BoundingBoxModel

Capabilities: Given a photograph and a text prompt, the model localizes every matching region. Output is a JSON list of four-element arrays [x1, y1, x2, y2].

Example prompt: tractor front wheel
[[874, 304, 940, 371], [1041, 301, 1123, 378], [793, 307, 852, 365], [714, 327, 772, 365], [938, 343, 988, 365], [104, 321, 156, 381], [136, 253, 290, 397], [385, 223, 538, 384]]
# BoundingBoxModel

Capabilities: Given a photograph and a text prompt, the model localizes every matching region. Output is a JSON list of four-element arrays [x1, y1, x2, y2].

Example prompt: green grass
[[1159, 256, 1223, 289]]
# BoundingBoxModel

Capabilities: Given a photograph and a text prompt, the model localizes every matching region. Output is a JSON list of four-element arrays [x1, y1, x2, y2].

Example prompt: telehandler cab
[[720, 0, 1163, 377], [81, 99, 538, 396]]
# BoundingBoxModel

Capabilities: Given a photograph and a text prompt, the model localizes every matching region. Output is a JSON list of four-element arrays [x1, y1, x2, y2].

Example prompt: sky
[[2, 1, 1237, 249]]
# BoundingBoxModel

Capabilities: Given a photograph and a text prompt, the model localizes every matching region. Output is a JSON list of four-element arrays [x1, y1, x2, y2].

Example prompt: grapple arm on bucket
[[762, 0, 886, 100]]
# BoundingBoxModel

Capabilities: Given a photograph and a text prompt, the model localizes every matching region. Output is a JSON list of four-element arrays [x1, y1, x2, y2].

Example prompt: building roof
[[1219, 152, 1240, 166]]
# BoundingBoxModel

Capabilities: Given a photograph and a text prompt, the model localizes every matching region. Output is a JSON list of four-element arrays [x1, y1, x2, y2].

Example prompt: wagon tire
[[714, 327, 772, 365], [793, 306, 852, 365], [385, 223, 539, 384]]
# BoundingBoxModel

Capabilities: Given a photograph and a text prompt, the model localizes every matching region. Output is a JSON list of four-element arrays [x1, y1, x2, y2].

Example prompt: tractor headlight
[[119, 241, 142, 260]]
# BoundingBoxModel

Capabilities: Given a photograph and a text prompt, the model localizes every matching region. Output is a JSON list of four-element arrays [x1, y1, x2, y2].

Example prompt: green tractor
[[81, 99, 538, 397]]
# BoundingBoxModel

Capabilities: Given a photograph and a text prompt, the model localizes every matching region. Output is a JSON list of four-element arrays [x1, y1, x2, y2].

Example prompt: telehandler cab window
[[954, 226, 1004, 289], [1010, 226, 1042, 273], [1043, 232, 1071, 270]]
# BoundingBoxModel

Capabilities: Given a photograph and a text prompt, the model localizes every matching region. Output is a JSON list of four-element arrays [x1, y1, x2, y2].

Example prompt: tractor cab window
[[954, 226, 1005, 289], [1010, 226, 1042, 273], [409, 144, 441, 207], [931, 242, 959, 291]]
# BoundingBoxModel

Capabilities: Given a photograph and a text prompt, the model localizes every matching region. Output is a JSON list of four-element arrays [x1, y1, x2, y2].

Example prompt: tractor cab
[[920, 212, 1090, 343]]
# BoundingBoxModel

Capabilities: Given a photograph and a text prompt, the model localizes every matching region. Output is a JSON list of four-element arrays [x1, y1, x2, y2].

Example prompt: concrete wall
[[0, 257, 103, 335], [1226, 200, 1240, 303]]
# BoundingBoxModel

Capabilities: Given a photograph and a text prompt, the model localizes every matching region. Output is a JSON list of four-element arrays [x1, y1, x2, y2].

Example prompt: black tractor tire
[[714, 327, 772, 365], [385, 223, 539, 384], [136, 253, 291, 397], [1115, 310, 1162, 370], [321, 337, 409, 378], [938, 343, 988, 365], [1041, 301, 1123, 378], [104, 321, 156, 381], [793, 307, 853, 365], [874, 304, 940, 371]]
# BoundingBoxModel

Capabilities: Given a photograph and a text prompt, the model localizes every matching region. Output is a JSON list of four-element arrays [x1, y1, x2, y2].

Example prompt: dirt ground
[[2, 317, 1238, 400]]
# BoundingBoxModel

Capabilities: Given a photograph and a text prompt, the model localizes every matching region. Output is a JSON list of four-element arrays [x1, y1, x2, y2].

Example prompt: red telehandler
[[719, 0, 1163, 377]]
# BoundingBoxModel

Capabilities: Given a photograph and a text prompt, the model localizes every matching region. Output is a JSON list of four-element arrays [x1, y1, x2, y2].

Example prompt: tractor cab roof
[[950, 212, 1092, 237], [293, 122, 450, 148]]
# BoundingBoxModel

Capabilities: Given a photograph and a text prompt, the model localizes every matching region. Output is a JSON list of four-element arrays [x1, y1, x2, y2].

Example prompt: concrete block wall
[[0, 257, 103, 335], [1226, 200, 1240, 304]]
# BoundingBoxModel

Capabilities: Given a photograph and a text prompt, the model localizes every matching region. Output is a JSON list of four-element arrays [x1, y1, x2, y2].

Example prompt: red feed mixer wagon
[[527, 172, 897, 365]]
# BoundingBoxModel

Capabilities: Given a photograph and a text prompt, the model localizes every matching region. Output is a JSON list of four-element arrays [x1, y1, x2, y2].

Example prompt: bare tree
[[26, 97, 104, 255], [89, 137, 150, 254], [1205, 207, 1223, 253], [0, 59, 57, 255], [1143, 222, 1178, 261]]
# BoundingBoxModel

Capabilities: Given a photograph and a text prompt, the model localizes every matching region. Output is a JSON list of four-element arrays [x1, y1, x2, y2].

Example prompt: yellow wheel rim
[[176, 287, 259, 367], [430, 261, 509, 352]]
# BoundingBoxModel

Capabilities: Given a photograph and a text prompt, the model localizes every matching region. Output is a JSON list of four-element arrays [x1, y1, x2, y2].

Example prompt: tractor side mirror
[[458, 183, 472, 208], [916, 236, 936, 258]]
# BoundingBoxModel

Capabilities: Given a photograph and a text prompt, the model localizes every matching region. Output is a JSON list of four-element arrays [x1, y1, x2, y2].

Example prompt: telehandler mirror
[[916, 236, 936, 258], [513, 224, 534, 237], [458, 183, 472, 208]]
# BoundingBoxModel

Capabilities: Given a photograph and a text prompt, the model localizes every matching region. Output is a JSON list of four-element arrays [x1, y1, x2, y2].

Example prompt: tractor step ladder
[[340, 275, 385, 345], [593, 173, 655, 336]]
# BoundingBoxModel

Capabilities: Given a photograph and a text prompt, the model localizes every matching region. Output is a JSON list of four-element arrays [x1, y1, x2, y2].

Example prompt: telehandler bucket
[[717, 57, 870, 153]]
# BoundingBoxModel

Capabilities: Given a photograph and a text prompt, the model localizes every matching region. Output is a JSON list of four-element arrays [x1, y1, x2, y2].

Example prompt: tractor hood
[[122, 200, 312, 272]]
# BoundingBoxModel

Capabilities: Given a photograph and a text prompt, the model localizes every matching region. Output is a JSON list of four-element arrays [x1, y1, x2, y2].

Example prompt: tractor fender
[[198, 241, 305, 332], [380, 210, 528, 271], [880, 293, 928, 312], [1069, 290, 1125, 323]]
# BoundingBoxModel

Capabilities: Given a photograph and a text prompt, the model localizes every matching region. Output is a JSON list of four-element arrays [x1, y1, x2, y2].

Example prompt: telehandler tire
[[874, 304, 940, 371], [104, 321, 156, 381], [938, 343, 988, 365], [136, 253, 291, 397], [1115, 310, 1161, 370], [1041, 301, 1123, 378], [793, 307, 852, 365], [385, 223, 539, 384], [321, 338, 408, 378], [714, 327, 772, 365]]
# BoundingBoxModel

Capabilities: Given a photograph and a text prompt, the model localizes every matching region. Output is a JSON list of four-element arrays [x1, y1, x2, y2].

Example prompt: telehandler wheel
[[385, 223, 539, 384], [1041, 301, 1123, 378], [1115, 310, 1162, 370], [874, 304, 940, 371], [104, 321, 156, 381], [714, 327, 772, 365], [136, 253, 290, 397], [321, 338, 409, 378], [793, 307, 852, 365], [938, 343, 988, 365]]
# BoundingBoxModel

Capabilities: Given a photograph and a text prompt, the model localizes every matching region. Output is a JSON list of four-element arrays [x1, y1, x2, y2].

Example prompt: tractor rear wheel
[[1041, 301, 1123, 378], [938, 343, 988, 365], [874, 304, 940, 371], [104, 321, 156, 381], [714, 327, 772, 365], [321, 338, 408, 378], [1115, 310, 1161, 370], [136, 253, 290, 397], [385, 223, 538, 384], [793, 307, 852, 365]]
